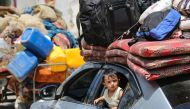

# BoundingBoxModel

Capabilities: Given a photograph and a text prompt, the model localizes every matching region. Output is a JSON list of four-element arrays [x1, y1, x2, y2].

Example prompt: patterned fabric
[[81, 38, 107, 51], [168, 29, 182, 39], [108, 39, 131, 51], [106, 49, 128, 57], [52, 33, 70, 49], [106, 57, 127, 65], [83, 56, 105, 62], [128, 53, 190, 69], [35, 67, 66, 83], [127, 59, 190, 80], [80, 50, 106, 57], [129, 39, 190, 58]]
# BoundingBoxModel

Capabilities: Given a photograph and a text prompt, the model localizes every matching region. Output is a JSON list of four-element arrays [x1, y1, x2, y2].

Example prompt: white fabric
[[173, 0, 190, 16], [180, 16, 190, 30], [139, 0, 172, 24], [103, 87, 122, 108]]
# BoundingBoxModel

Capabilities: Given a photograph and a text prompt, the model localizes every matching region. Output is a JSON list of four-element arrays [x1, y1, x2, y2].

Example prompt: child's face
[[103, 75, 119, 92]]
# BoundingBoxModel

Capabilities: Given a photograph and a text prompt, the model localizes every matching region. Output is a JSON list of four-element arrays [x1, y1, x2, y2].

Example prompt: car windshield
[[157, 74, 190, 109]]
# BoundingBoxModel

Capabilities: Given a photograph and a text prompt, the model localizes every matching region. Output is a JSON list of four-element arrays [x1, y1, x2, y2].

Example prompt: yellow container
[[63, 48, 85, 69], [46, 46, 67, 72]]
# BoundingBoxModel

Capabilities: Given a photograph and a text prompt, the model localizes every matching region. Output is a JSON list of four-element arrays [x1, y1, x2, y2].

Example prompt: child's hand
[[94, 99, 99, 105]]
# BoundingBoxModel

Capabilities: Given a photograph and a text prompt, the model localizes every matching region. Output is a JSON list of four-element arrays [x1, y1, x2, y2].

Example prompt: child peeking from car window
[[94, 70, 123, 109]]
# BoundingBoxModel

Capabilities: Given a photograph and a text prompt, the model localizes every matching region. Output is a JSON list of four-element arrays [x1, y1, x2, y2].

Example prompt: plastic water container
[[46, 46, 67, 72], [63, 48, 85, 69], [35, 66, 66, 83], [20, 28, 53, 59], [7, 50, 38, 82]]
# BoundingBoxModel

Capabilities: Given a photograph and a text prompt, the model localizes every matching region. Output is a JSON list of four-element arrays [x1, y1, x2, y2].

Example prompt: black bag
[[77, 0, 141, 47], [138, 0, 158, 13]]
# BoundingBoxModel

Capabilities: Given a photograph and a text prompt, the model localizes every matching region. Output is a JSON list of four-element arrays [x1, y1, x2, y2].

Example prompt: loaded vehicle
[[30, 62, 190, 109]]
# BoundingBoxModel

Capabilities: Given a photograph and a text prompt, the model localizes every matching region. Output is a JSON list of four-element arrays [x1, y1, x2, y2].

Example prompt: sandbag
[[33, 5, 57, 22]]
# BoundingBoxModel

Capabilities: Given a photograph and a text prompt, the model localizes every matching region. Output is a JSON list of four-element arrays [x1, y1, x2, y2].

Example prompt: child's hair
[[103, 69, 119, 83]]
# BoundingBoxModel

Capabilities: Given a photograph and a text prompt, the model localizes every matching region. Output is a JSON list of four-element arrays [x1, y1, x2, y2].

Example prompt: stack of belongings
[[127, 0, 190, 80], [0, 6, 23, 77], [105, 39, 131, 65], [21, 4, 77, 49], [3, 4, 79, 89], [80, 39, 107, 62]]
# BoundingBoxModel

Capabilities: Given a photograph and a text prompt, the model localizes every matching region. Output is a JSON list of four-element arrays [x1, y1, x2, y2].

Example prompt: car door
[[53, 62, 106, 109]]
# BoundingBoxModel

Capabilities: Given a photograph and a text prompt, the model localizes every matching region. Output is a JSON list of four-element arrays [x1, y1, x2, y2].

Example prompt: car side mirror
[[39, 85, 58, 100]]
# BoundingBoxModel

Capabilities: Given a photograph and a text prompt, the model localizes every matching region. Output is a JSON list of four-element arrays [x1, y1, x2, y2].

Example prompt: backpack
[[128, 9, 181, 46], [138, 0, 159, 13], [138, 0, 172, 24], [77, 0, 141, 47]]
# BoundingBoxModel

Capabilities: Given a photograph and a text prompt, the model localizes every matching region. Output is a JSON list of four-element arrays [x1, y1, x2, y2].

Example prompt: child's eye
[[113, 80, 117, 82]]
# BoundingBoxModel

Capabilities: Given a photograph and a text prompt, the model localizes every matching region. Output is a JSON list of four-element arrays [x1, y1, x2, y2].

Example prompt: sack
[[173, 0, 190, 16], [78, 0, 141, 47], [129, 9, 181, 46], [138, 0, 172, 24]]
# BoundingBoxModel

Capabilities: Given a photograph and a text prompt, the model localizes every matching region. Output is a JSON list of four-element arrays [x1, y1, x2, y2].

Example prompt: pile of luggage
[[79, 0, 190, 81]]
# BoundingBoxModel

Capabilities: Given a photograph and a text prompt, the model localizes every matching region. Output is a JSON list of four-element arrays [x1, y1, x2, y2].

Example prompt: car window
[[92, 69, 137, 109], [62, 69, 99, 102], [157, 74, 190, 108]]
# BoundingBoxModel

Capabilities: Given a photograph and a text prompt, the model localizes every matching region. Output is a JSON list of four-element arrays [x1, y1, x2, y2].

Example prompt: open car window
[[61, 68, 99, 102]]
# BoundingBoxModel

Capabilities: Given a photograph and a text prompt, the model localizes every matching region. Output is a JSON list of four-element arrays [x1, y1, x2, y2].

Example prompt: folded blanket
[[128, 53, 190, 69], [130, 39, 190, 58], [83, 56, 105, 62], [127, 59, 190, 80], [108, 39, 131, 51], [80, 49, 105, 57], [81, 38, 107, 51], [106, 49, 128, 57], [106, 57, 127, 65]]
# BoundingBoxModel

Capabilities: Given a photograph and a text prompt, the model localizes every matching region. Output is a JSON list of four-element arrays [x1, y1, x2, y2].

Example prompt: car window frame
[[102, 64, 142, 109], [78, 63, 142, 108]]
